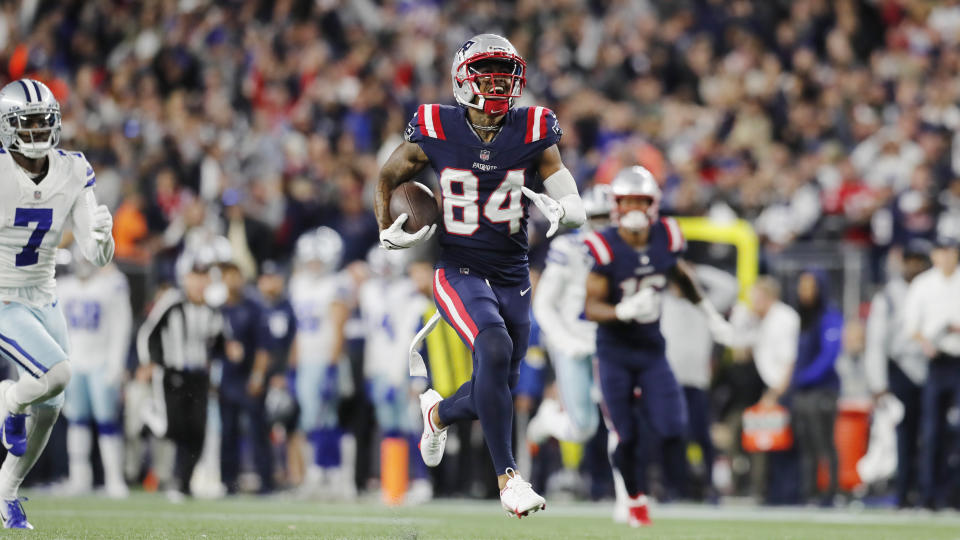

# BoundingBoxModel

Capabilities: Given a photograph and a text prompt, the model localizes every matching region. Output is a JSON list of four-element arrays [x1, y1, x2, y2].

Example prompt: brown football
[[389, 181, 440, 233]]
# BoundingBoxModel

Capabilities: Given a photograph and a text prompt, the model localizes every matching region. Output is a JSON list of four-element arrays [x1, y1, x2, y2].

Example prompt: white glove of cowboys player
[[615, 288, 660, 323], [91, 204, 113, 243], [521, 186, 564, 238], [379, 213, 437, 250]]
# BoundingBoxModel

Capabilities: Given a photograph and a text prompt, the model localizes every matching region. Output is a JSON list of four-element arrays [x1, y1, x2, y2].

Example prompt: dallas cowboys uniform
[[59, 265, 131, 495]]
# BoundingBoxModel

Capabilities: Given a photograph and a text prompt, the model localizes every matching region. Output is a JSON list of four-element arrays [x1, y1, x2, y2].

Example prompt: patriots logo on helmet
[[458, 40, 476, 57]]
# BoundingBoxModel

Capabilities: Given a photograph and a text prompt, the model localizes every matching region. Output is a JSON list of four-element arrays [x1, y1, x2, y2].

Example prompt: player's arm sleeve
[[70, 187, 114, 266], [695, 265, 740, 313], [863, 292, 889, 394]]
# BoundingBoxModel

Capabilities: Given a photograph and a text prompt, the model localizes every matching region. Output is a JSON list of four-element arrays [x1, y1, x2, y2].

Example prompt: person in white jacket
[[863, 241, 930, 506]]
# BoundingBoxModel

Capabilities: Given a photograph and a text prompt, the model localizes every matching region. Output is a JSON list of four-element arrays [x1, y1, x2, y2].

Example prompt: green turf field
[[14, 492, 960, 539]]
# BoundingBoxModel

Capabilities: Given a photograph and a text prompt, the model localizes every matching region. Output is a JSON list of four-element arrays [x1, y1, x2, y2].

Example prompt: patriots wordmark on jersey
[[405, 104, 562, 283]]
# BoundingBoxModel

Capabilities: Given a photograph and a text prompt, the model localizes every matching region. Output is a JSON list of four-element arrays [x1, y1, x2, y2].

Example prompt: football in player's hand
[[390, 181, 440, 233]]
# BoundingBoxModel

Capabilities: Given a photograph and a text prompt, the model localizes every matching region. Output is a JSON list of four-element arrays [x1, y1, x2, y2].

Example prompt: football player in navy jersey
[[583, 166, 734, 528], [374, 34, 586, 517]]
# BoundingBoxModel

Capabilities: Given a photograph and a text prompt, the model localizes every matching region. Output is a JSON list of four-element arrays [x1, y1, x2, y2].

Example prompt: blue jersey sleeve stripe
[[84, 177, 96, 188]]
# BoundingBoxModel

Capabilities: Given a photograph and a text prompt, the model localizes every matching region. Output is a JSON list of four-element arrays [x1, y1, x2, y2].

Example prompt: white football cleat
[[418, 389, 447, 467], [500, 468, 546, 518]]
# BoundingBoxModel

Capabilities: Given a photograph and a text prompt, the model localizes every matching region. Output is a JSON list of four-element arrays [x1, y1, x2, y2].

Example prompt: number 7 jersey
[[0, 148, 97, 297], [405, 104, 562, 284]]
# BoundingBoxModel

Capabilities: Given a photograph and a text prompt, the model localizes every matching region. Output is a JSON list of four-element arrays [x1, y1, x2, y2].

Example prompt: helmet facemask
[[455, 52, 526, 116], [2, 109, 61, 159], [614, 195, 658, 232]]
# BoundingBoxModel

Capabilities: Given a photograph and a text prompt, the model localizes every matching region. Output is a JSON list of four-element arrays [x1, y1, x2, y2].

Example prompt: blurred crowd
[[2, 0, 960, 508]]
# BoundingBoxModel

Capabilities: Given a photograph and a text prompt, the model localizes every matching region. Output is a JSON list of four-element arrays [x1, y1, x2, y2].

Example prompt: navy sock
[[438, 378, 477, 425], [471, 326, 517, 475]]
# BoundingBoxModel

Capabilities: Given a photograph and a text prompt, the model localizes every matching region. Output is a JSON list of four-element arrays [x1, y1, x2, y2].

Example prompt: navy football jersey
[[585, 218, 686, 353], [405, 104, 562, 284]]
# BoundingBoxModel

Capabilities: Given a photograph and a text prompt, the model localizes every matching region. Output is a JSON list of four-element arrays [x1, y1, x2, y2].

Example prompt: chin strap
[[483, 99, 510, 115]]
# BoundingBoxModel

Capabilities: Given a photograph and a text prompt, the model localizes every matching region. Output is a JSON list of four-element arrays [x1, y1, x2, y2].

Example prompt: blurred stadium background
[[5, 0, 960, 537]]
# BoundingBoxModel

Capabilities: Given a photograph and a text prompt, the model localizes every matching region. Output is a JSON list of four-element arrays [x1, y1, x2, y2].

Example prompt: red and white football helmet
[[610, 166, 661, 231], [451, 34, 526, 116]]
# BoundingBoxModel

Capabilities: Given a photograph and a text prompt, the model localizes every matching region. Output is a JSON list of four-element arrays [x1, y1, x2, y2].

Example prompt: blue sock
[[96, 421, 121, 436], [316, 428, 342, 468]]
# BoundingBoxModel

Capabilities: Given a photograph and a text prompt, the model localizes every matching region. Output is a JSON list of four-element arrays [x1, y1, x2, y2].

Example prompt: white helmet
[[610, 166, 661, 231], [295, 227, 343, 271], [451, 34, 526, 116], [582, 184, 613, 218], [366, 246, 407, 279], [0, 79, 61, 159]]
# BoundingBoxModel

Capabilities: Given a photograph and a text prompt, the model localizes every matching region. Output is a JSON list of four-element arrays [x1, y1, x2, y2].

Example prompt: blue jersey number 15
[[14, 208, 53, 267]]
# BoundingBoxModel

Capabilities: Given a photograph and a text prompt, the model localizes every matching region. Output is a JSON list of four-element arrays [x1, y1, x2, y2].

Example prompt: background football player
[[584, 166, 733, 527], [59, 249, 131, 499], [289, 227, 352, 498], [0, 79, 114, 529]]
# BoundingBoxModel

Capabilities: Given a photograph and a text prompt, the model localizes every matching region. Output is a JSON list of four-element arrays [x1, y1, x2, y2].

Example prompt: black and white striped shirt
[[137, 288, 225, 371]]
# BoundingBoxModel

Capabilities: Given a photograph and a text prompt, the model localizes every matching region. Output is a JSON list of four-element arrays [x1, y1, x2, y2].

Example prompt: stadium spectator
[[791, 270, 844, 506], [904, 236, 960, 510], [864, 240, 931, 507]]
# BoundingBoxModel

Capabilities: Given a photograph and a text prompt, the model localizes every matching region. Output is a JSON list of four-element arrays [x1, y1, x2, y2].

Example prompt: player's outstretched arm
[[70, 189, 114, 266], [669, 260, 735, 345]]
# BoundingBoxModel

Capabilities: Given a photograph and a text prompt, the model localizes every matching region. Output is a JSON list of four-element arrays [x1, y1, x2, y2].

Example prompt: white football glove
[[91, 204, 113, 243], [521, 186, 564, 238], [615, 288, 660, 323], [379, 213, 436, 251]]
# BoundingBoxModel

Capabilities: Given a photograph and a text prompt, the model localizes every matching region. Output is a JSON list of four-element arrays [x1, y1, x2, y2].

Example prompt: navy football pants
[[597, 346, 688, 497], [432, 266, 530, 475]]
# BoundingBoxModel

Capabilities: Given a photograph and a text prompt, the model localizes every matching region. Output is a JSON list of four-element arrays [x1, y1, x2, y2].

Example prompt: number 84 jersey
[[405, 104, 562, 284], [0, 148, 96, 297]]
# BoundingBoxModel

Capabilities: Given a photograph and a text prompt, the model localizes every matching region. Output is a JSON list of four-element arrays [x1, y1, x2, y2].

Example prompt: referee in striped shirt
[[137, 261, 226, 498]]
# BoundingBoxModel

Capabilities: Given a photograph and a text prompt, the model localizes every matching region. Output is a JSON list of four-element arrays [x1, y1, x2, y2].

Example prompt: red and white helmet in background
[[451, 34, 526, 116], [610, 166, 661, 231]]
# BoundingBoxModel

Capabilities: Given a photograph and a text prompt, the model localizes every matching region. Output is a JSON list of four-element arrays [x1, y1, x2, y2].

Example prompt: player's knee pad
[[474, 326, 512, 371]]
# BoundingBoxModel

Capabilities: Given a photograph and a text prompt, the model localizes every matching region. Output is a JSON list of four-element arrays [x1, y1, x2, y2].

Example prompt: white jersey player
[[360, 247, 432, 503], [529, 186, 611, 444], [528, 184, 632, 520], [288, 227, 351, 494], [58, 254, 131, 498], [0, 79, 115, 529]]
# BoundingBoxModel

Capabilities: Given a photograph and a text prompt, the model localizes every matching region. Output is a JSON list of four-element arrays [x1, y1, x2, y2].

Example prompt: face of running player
[[14, 112, 55, 146], [472, 59, 513, 101]]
